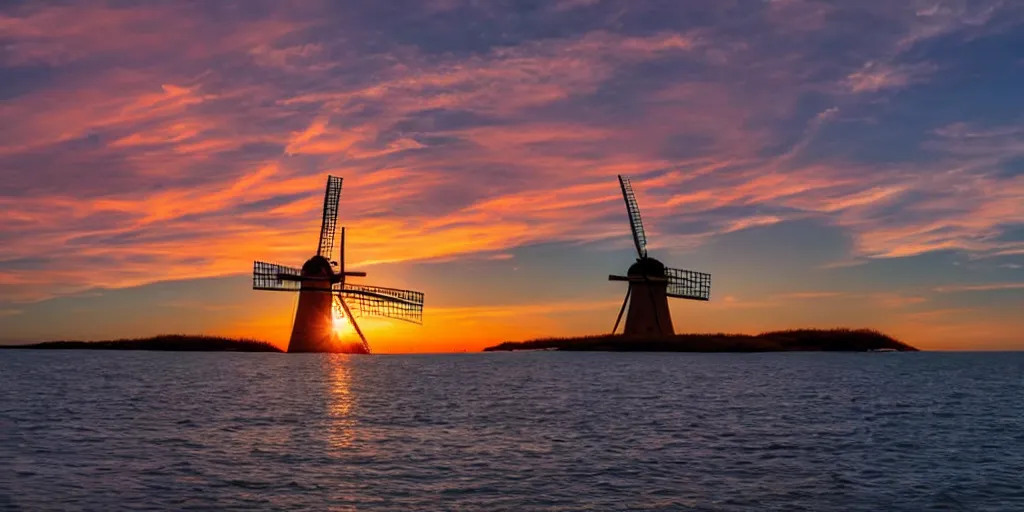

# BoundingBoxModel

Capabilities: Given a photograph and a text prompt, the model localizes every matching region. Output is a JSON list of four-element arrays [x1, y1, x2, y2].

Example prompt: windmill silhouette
[[609, 175, 710, 337], [252, 175, 424, 354]]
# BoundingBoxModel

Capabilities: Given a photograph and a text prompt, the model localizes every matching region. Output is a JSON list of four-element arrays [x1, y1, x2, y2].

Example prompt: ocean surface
[[1, 351, 1023, 511]]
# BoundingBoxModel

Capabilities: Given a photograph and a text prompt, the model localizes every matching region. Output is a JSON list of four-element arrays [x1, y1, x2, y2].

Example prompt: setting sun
[[331, 302, 349, 336]]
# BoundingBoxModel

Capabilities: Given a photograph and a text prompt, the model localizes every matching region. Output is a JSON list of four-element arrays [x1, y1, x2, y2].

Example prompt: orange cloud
[[2, 1, 1023, 351], [933, 283, 1024, 293]]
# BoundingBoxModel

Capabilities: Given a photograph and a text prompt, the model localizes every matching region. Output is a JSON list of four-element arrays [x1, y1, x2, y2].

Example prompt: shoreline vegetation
[[484, 329, 918, 352], [0, 335, 282, 352], [1, 329, 918, 353]]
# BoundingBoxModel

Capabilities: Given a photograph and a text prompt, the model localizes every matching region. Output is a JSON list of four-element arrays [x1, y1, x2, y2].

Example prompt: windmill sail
[[253, 261, 304, 291], [317, 176, 343, 259], [618, 175, 648, 258], [665, 267, 711, 301], [338, 283, 424, 324]]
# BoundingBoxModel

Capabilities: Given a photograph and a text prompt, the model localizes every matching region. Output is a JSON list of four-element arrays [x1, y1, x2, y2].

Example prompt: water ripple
[[1, 351, 1023, 511]]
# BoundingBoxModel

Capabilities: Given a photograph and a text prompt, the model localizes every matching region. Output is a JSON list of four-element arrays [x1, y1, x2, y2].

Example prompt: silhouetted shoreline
[[0, 335, 282, 352], [484, 329, 918, 352], [1, 329, 917, 353]]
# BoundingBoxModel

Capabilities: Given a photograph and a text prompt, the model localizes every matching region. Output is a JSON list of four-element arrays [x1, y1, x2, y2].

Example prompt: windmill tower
[[252, 175, 425, 354], [609, 175, 711, 337]]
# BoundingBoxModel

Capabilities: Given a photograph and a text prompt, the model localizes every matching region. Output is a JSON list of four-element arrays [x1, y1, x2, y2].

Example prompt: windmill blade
[[618, 175, 648, 258], [317, 175, 343, 259], [610, 274, 666, 283], [665, 267, 711, 301], [612, 286, 631, 334], [338, 283, 424, 324], [253, 261, 304, 291]]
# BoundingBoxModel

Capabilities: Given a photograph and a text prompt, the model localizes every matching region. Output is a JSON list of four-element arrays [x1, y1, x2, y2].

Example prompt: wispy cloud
[[773, 291, 927, 308], [846, 61, 937, 93], [934, 283, 1024, 293], [774, 292, 845, 300], [0, 0, 1022, 329]]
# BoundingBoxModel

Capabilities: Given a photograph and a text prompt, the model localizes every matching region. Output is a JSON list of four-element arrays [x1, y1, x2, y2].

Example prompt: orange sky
[[0, 1, 1022, 351]]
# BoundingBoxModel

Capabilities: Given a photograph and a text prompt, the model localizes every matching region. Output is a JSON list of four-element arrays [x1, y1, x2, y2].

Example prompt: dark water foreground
[[1, 351, 1022, 511]]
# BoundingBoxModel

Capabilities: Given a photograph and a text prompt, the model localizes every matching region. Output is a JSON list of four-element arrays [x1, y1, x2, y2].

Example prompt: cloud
[[773, 291, 927, 307], [846, 61, 937, 93], [723, 216, 785, 233], [933, 283, 1024, 293], [0, 0, 1022, 319], [774, 292, 844, 300]]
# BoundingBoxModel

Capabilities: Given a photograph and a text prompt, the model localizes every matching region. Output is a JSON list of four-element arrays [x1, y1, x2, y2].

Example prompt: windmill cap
[[302, 255, 333, 276], [628, 257, 665, 277]]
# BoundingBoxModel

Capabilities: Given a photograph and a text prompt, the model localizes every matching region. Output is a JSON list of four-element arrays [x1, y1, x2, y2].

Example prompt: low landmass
[[484, 328, 918, 352], [1, 329, 917, 353], [0, 335, 282, 352]]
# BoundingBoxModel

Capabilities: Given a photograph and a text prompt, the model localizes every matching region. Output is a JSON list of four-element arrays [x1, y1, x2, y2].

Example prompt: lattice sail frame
[[338, 283, 424, 324], [318, 176, 343, 259], [618, 175, 648, 258], [665, 267, 711, 301], [253, 261, 304, 292]]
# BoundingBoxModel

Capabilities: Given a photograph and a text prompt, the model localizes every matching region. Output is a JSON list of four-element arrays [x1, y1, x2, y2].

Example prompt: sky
[[1, 0, 1022, 352]]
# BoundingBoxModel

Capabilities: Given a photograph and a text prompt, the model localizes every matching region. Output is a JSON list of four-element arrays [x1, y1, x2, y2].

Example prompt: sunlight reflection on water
[[325, 355, 356, 451], [2, 351, 1023, 511]]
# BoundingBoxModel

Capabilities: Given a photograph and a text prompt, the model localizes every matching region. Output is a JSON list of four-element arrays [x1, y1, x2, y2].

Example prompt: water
[[1, 351, 1023, 511]]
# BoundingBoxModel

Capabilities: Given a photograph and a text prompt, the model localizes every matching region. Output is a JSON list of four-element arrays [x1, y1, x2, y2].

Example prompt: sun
[[331, 305, 349, 336]]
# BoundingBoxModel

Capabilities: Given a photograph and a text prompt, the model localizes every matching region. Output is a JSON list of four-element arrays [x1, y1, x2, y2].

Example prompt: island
[[484, 328, 918, 352], [0, 335, 283, 352]]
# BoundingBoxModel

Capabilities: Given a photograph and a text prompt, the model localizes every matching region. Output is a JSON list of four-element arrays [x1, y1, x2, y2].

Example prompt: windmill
[[609, 175, 710, 337], [252, 175, 424, 354]]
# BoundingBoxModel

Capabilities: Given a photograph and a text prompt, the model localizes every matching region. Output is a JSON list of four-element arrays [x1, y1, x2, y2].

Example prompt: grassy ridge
[[0, 334, 283, 352], [484, 328, 917, 352]]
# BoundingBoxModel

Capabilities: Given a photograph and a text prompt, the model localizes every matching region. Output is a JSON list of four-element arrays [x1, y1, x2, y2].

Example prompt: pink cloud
[[0, 0, 1021, 323], [846, 61, 936, 93]]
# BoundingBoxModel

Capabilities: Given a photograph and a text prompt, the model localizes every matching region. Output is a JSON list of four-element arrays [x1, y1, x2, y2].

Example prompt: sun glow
[[332, 304, 349, 335]]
